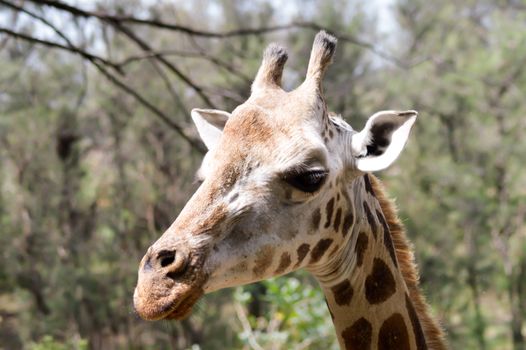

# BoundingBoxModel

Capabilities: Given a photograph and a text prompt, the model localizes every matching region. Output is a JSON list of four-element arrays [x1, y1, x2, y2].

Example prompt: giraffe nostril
[[158, 250, 176, 268], [155, 249, 188, 279]]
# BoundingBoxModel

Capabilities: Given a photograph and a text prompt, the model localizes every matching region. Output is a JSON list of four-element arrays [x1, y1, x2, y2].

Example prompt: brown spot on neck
[[253, 245, 275, 277], [363, 201, 377, 239], [355, 231, 369, 267], [342, 211, 354, 237], [406, 293, 428, 350], [310, 238, 334, 264], [363, 174, 375, 196], [333, 207, 342, 232], [295, 243, 311, 267], [377, 209, 398, 268], [311, 208, 321, 232], [378, 313, 410, 350], [365, 258, 396, 304], [275, 252, 292, 275], [324, 198, 335, 228], [341, 317, 372, 350], [331, 279, 353, 306]]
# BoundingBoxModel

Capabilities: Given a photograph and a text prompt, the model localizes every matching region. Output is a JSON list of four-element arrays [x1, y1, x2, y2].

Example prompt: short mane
[[369, 174, 448, 350]]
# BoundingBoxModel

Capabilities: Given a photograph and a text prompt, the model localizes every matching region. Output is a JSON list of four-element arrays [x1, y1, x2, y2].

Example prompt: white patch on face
[[196, 151, 214, 181]]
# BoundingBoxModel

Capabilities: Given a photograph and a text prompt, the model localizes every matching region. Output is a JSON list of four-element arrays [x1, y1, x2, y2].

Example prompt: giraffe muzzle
[[134, 243, 207, 321]]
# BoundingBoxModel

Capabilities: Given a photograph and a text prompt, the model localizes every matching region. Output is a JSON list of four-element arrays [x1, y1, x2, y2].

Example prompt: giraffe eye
[[284, 170, 328, 193]]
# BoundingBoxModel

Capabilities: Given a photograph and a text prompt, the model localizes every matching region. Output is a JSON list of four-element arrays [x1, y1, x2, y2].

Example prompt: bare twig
[[90, 59, 206, 153], [25, 0, 411, 67], [234, 302, 264, 350], [147, 56, 192, 121], [0, 23, 206, 153], [0, 26, 123, 74], [1, 0, 417, 151], [118, 49, 252, 84], [27, 0, 301, 38], [2, 0, 216, 107], [109, 22, 217, 108]]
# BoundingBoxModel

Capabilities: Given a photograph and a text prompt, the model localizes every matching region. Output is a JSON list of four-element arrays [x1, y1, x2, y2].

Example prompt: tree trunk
[[465, 229, 487, 350], [508, 271, 525, 350]]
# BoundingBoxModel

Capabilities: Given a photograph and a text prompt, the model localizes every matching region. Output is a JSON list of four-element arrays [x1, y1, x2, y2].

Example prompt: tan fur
[[252, 43, 288, 91], [369, 174, 448, 350], [306, 30, 337, 82], [223, 107, 276, 146]]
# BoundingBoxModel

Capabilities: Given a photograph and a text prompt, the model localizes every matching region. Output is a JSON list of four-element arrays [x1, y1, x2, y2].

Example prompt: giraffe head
[[133, 31, 417, 321]]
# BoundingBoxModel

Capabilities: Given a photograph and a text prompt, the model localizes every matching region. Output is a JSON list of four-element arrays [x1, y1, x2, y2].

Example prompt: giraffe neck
[[308, 174, 447, 350]]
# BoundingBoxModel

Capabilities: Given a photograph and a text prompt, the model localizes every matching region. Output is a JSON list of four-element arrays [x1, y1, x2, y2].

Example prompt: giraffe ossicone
[[134, 31, 448, 349]]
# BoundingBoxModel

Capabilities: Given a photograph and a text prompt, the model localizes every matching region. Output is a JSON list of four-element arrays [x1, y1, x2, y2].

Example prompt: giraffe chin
[[162, 292, 203, 320], [133, 281, 205, 321]]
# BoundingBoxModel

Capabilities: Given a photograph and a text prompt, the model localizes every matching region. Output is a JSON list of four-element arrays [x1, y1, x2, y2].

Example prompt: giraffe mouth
[[162, 290, 204, 320], [133, 283, 205, 321]]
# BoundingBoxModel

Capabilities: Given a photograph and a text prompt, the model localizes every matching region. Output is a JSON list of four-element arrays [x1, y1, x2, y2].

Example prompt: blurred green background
[[0, 0, 525, 349]]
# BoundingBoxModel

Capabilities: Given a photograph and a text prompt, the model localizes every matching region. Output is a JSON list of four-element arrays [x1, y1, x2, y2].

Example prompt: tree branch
[[25, 0, 410, 67], [27, 0, 301, 38], [90, 59, 206, 154], [0, 26, 123, 74], [0, 26, 206, 154], [109, 21, 217, 108], [1, 0, 415, 152], [234, 302, 264, 350], [118, 49, 252, 84]]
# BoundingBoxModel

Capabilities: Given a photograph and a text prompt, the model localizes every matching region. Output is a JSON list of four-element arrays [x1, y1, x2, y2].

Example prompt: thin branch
[[0, 0, 69, 41], [234, 302, 264, 350], [15, 0, 215, 107], [1, 0, 418, 151], [26, 0, 411, 68], [148, 56, 192, 120], [118, 49, 252, 84], [189, 36, 253, 84], [0, 27, 206, 153], [1, 0, 89, 109], [203, 86, 247, 104], [109, 22, 217, 108], [27, 0, 299, 38], [90, 59, 206, 154], [0, 26, 123, 75]]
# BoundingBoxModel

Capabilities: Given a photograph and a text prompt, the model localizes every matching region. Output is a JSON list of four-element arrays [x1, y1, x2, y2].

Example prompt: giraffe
[[133, 31, 448, 349]]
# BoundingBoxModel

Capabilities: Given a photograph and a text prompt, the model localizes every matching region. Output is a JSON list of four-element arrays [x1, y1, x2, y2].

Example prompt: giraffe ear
[[191, 108, 231, 150], [351, 110, 417, 172]]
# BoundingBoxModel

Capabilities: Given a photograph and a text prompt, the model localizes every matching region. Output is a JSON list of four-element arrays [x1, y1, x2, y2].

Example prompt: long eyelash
[[282, 169, 328, 194], [283, 167, 327, 179]]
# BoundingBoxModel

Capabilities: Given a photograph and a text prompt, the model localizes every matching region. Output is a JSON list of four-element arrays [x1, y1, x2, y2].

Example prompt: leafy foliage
[[235, 273, 337, 349]]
